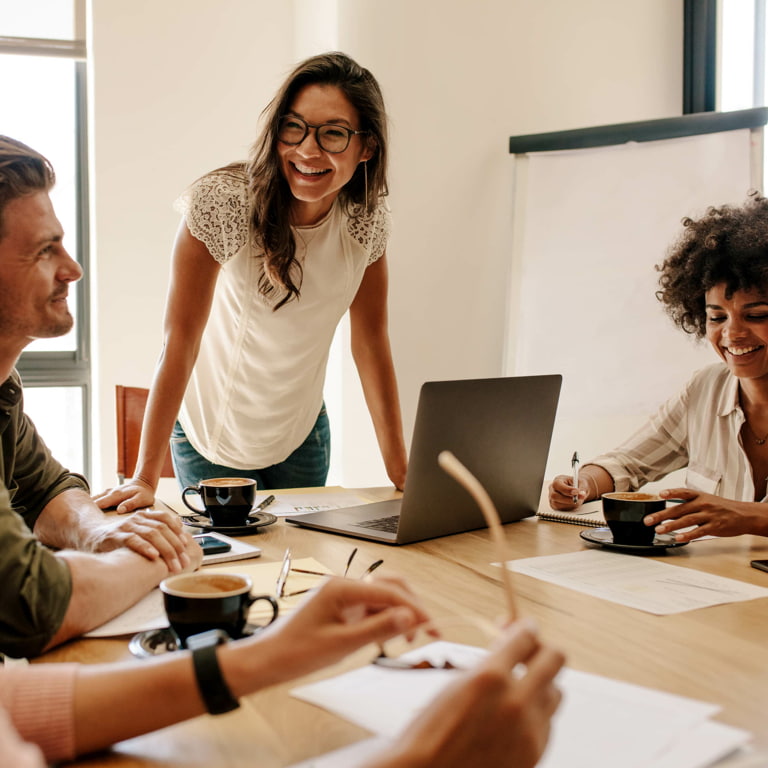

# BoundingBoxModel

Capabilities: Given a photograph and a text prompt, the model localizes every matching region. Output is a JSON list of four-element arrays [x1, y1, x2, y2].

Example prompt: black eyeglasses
[[277, 115, 367, 154]]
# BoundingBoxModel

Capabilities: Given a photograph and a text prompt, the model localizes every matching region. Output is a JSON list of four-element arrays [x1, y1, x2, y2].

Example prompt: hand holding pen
[[571, 452, 580, 504], [546, 452, 587, 511]]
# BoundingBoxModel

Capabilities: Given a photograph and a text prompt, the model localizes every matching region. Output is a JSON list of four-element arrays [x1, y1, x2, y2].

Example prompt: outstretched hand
[[253, 576, 432, 684], [644, 488, 768, 541]]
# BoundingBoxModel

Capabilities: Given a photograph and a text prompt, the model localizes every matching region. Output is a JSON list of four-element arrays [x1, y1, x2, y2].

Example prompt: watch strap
[[189, 630, 240, 715]]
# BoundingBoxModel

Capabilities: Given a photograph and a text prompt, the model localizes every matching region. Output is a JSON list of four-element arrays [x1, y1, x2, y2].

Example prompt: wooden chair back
[[115, 385, 175, 483]]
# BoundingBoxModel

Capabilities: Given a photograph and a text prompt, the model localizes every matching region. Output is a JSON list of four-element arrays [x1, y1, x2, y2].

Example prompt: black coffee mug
[[601, 492, 666, 545], [160, 572, 278, 647], [182, 477, 256, 527]]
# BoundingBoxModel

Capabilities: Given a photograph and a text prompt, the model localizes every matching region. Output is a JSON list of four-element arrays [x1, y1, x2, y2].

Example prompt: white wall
[[88, 0, 294, 485], [88, 0, 682, 490]]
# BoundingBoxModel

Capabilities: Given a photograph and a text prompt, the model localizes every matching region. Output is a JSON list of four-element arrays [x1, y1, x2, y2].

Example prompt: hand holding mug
[[645, 488, 768, 541]]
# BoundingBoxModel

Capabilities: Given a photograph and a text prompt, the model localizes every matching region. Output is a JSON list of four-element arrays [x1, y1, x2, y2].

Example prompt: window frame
[[0, 30, 91, 476]]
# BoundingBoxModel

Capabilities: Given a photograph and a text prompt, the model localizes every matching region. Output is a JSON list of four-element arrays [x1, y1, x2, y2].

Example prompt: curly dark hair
[[656, 192, 768, 337]]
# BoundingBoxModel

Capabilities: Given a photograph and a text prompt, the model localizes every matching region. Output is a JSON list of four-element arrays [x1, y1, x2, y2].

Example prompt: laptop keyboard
[[352, 514, 400, 533]]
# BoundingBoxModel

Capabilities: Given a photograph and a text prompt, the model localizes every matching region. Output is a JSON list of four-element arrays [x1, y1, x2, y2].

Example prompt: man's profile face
[[0, 191, 82, 349]]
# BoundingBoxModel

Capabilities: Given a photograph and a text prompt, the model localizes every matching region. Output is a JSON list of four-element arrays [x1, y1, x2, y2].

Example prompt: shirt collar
[[0, 371, 22, 412], [717, 367, 742, 418]]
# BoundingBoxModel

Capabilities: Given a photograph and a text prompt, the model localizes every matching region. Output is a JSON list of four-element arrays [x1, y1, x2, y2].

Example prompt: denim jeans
[[170, 405, 331, 491]]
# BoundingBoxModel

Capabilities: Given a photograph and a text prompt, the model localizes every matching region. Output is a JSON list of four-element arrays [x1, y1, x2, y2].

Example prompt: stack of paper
[[290, 641, 750, 768]]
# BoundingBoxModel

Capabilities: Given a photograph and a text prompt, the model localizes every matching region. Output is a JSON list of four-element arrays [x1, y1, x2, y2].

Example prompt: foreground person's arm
[[34, 488, 193, 572], [6, 578, 430, 760], [45, 533, 202, 651]]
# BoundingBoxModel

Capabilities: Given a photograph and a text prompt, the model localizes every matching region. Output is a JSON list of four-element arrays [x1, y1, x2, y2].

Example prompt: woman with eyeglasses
[[96, 52, 407, 511]]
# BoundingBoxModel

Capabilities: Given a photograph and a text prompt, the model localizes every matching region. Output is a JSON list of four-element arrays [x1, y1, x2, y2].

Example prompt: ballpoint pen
[[571, 451, 580, 504], [275, 548, 291, 598], [251, 494, 276, 516]]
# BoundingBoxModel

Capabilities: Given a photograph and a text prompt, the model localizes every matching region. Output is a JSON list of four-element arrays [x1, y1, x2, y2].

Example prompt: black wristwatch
[[187, 629, 240, 715]]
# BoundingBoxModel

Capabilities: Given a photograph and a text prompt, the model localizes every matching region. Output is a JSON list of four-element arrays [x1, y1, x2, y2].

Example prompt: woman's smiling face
[[705, 283, 768, 381], [277, 83, 372, 226]]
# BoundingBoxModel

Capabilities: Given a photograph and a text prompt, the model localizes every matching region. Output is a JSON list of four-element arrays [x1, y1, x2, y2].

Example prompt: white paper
[[269, 490, 376, 517], [85, 557, 332, 637], [291, 642, 751, 768], [85, 589, 167, 637], [503, 550, 768, 615], [286, 737, 389, 768], [649, 720, 752, 768]]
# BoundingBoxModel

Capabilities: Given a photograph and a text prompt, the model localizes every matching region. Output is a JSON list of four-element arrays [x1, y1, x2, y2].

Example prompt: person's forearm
[[45, 549, 168, 650], [352, 332, 406, 471], [71, 633, 277, 755], [134, 343, 197, 488], [33, 489, 109, 550], [580, 465, 615, 500]]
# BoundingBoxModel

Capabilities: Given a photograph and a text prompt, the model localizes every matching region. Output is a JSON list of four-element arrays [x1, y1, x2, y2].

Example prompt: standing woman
[[97, 52, 407, 511]]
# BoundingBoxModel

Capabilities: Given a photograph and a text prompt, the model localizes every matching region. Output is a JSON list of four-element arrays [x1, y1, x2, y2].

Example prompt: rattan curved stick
[[437, 450, 517, 622]]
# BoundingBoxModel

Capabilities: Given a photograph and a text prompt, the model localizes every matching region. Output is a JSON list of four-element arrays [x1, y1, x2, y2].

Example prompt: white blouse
[[174, 170, 390, 469], [589, 362, 766, 502]]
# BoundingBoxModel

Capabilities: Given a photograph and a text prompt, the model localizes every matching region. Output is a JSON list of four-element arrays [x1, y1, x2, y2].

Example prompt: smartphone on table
[[750, 559, 768, 573], [193, 534, 232, 555]]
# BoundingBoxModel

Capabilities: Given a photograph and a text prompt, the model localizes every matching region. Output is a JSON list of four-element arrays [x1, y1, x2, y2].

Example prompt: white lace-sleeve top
[[174, 169, 391, 469]]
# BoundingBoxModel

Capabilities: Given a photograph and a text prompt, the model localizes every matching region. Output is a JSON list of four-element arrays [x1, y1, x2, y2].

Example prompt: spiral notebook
[[536, 500, 606, 528]]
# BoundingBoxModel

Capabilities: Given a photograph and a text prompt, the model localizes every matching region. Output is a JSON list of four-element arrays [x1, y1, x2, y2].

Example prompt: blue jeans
[[170, 405, 331, 491]]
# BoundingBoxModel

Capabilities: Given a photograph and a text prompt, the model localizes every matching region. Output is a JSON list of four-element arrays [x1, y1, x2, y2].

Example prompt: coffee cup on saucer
[[181, 477, 256, 527], [601, 491, 667, 546], [160, 571, 278, 648]]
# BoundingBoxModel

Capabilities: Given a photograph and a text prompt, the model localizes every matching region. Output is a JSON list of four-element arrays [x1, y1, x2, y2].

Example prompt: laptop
[[286, 375, 562, 545]]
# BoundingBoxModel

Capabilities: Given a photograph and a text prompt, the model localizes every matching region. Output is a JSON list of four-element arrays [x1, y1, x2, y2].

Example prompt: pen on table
[[571, 451, 580, 504], [252, 494, 276, 515], [276, 548, 291, 598]]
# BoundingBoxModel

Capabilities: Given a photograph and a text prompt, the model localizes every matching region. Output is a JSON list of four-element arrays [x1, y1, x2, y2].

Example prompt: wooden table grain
[[39, 487, 768, 767]]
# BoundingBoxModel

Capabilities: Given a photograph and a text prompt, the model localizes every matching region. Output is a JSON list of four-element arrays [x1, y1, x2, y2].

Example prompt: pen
[[276, 548, 291, 598], [252, 494, 276, 515], [571, 451, 580, 504]]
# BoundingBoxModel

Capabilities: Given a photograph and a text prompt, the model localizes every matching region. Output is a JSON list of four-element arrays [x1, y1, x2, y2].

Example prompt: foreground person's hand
[[250, 576, 432, 685], [363, 619, 565, 768]]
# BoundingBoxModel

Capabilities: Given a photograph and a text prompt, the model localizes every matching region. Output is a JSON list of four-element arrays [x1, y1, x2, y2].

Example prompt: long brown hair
[[246, 52, 388, 309]]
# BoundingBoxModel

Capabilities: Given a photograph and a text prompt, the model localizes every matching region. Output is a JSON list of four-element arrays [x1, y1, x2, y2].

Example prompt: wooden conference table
[[39, 486, 768, 767]]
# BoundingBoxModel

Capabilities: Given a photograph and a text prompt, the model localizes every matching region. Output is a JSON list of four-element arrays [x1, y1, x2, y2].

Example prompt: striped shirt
[[589, 363, 765, 503]]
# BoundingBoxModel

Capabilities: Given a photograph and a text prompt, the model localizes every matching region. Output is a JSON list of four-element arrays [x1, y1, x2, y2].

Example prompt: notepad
[[536, 500, 606, 527], [199, 532, 262, 565]]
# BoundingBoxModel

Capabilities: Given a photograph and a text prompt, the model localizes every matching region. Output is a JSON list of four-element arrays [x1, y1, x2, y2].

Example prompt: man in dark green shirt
[[0, 136, 202, 658]]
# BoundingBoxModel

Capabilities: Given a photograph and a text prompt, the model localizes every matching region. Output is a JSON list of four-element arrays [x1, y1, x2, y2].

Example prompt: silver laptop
[[286, 375, 562, 545]]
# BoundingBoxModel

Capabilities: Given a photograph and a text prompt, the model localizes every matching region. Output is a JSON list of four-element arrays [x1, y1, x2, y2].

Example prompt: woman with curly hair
[[548, 193, 768, 541], [96, 52, 407, 512]]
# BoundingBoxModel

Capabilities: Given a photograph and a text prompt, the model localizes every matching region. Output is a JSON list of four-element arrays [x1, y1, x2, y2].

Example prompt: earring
[[363, 161, 368, 210]]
